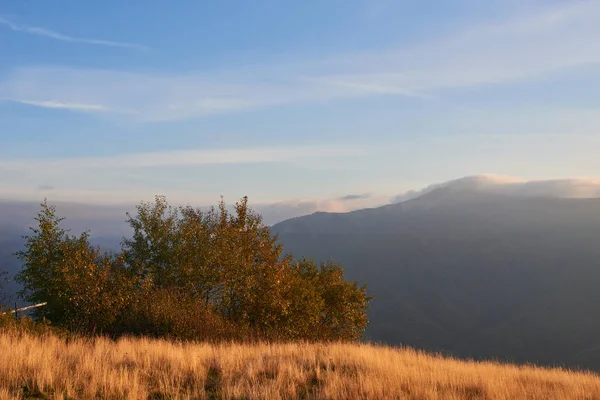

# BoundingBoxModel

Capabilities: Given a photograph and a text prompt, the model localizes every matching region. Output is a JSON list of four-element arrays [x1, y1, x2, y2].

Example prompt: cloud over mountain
[[392, 175, 600, 203], [255, 194, 388, 225]]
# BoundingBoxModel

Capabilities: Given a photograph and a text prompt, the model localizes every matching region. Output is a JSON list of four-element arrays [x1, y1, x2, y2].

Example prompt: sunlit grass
[[1, 330, 599, 399]]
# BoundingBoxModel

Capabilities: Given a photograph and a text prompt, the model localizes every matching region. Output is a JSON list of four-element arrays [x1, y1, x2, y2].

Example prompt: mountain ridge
[[272, 182, 600, 370], [277, 174, 600, 229]]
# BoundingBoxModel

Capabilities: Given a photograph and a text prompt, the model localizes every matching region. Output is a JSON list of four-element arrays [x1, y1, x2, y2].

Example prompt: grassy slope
[[1, 332, 600, 399]]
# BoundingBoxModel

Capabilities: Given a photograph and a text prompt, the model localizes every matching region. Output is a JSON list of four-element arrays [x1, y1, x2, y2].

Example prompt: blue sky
[[1, 0, 600, 215]]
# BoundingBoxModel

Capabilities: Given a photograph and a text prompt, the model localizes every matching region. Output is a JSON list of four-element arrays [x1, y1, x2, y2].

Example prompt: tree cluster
[[15, 197, 371, 341]]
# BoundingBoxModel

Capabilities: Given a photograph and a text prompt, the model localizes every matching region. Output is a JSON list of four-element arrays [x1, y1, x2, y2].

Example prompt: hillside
[[1, 330, 600, 400], [272, 181, 600, 370]]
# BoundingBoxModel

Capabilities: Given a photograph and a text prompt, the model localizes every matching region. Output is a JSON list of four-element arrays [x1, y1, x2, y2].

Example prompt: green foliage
[[14, 197, 372, 341]]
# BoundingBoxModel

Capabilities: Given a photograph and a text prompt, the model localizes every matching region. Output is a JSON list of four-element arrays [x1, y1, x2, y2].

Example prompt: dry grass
[[1, 331, 600, 399]]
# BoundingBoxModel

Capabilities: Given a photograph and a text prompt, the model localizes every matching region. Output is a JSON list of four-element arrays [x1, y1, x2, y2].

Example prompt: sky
[[2, 0, 600, 216]]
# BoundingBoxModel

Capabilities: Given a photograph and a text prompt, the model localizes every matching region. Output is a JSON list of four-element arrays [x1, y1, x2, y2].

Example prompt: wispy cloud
[[2, 98, 108, 111], [0, 145, 363, 206], [0, 146, 361, 171], [314, 1, 600, 93], [255, 195, 389, 224], [0, 15, 149, 50], [1, 1, 599, 120]]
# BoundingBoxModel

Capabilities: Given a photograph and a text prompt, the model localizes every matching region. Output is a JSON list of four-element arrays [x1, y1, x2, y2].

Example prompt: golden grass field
[[1, 331, 600, 399]]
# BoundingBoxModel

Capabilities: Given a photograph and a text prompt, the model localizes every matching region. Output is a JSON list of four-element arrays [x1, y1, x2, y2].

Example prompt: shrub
[[117, 287, 250, 341], [15, 197, 372, 341]]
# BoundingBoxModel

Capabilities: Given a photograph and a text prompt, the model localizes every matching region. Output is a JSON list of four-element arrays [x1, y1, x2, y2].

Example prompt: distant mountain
[[272, 178, 600, 370]]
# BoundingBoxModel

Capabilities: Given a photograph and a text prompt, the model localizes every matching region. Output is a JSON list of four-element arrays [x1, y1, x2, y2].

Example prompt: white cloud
[[0, 15, 149, 50], [392, 175, 600, 203], [2, 1, 600, 121]]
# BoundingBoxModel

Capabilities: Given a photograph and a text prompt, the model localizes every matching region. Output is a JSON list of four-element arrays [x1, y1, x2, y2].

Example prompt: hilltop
[[1, 330, 599, 400]]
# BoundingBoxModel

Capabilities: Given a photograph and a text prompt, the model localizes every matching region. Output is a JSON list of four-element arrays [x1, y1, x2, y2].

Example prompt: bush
[[15, 197, 372, 341], [0, 311, 62, 338], [117, 287, 251, 341]]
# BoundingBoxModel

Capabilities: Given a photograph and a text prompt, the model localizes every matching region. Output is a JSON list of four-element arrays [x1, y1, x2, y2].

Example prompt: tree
[[284, 258, 371, 341], [15, 200, 70, 322], [122, 196, 295, 336], [122, 196, 372, 340], [15, 200, 132, 332], [313, 260, 371, 340], [16, 197, 372, 341]]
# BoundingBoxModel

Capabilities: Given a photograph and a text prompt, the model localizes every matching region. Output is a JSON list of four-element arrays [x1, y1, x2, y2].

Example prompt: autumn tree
[[283, 258, 371, 341], [15, 201, 132, 332], [16, 197, 372, 341], [122, 196, 295, 337]]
